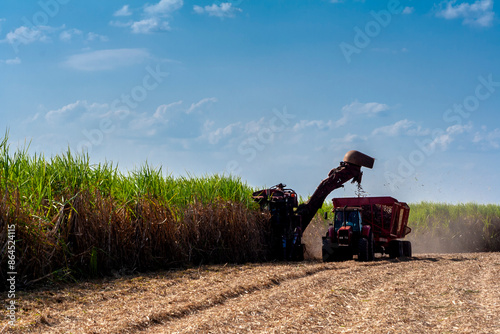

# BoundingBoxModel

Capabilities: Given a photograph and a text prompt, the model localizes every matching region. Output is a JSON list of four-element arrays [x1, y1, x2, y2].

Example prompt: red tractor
[[322, 196, 412, 261]]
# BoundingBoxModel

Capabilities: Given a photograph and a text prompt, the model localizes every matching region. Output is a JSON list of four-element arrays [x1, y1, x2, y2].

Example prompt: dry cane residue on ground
[[1, 252, 500, 334]]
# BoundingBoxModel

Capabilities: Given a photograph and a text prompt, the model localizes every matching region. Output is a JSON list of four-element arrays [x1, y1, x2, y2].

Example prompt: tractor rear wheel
[[358, 238, 368, 261], [368, 233, 374, 261], [388, 240, 403, 259], [402, 240, 412, 258], [358, 231, 375, 262]]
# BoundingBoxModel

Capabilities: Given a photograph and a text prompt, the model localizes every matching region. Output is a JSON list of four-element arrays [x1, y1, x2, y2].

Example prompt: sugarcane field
[[2, 1, 500, 333]]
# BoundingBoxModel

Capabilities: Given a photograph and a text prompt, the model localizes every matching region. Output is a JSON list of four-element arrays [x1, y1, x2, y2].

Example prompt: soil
[[2, 252, 500, 334]]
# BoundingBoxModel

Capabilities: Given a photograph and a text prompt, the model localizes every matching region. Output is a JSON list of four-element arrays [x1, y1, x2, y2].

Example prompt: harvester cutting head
[[252, 183, 299, 210]]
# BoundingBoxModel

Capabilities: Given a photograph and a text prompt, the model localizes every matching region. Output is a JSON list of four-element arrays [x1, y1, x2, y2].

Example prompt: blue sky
[[1, 0, 499, 204]]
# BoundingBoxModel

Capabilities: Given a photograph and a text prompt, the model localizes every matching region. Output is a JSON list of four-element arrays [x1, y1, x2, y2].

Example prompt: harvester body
[[252, 184, 304, 260], [322, 196, 412, 262]]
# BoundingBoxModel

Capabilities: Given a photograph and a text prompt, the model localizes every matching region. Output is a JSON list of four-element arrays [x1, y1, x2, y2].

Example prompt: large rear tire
[[358, 238, 369, 261], [388, 240, 403, 259], [358, 231, 375, 262], [402, 240, 412, 258], [368, 233, 374, 261]]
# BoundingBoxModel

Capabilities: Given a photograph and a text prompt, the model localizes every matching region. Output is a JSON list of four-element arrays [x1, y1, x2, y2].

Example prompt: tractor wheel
[[388, 240, 403, 259], [322, 248, 333, 262], [322, 237, 336, 262], [358, 238, 369, 261], [337, 248, 353, 261], [402, 241, 412, 258], [368, 232, 374, 261], [343, 250, 354, 261], [293, 243, 305, 261]]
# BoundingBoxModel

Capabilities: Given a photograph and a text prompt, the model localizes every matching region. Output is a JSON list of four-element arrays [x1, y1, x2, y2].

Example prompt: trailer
[[322, 196, 412, 262]]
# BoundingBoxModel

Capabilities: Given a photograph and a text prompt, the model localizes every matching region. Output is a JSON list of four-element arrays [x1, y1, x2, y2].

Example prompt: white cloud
[[208, 122, 242, 144], [429, 123, 472, 151], [112, 0, 183, 34], [114, 5, 133, 17], [114, 98, 219, 141], [128, 98, 213, 139], [372, 119, 415, 136], [4, 25, 106, 49], [131, 18, 170, 34], [64, 48, 150, 71], [323, 133, 360, 154], [87, 32, 109, 42], [473, 127, 500, 149], [59, 28, 82, 42], [372, 119, 430, 137], [336, 101, 389, 126], [1, 57, 21, 65], [403, 6, 415, 14], [60, 29, 107, 42], [242, 117, 265, 135], [342, 133, 358, 143], [45, 100, 109, 124], [109, 20, 133, 28], [436, 0, 495, 27], [193, 3, 242, 18], [3, 26, 49, 46], [288, 102, 389, 134], [153, 100, 184, 119], [187, 97, 217, 114], [292, 120, 335, 131], [145, 0, 184, 16]]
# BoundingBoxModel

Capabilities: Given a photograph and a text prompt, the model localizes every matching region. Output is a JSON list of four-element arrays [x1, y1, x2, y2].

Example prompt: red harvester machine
[[252, 150, 378, 261], [322, 196, 412, 261]]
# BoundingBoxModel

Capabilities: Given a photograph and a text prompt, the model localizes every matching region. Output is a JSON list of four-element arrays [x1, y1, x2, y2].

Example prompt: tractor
[[322, 196, 412, 262]]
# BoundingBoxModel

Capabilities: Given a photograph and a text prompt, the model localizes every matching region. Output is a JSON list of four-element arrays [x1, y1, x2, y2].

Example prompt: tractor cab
[[334, 208, 362, 232], [325, 207, 368, 252]]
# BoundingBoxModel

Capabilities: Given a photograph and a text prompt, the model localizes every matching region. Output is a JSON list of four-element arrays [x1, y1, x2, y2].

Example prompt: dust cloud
[[302, 217, 326, 260]]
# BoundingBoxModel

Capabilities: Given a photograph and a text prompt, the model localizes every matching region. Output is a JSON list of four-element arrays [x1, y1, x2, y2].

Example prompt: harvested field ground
[[2, 252, 500, 334]]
